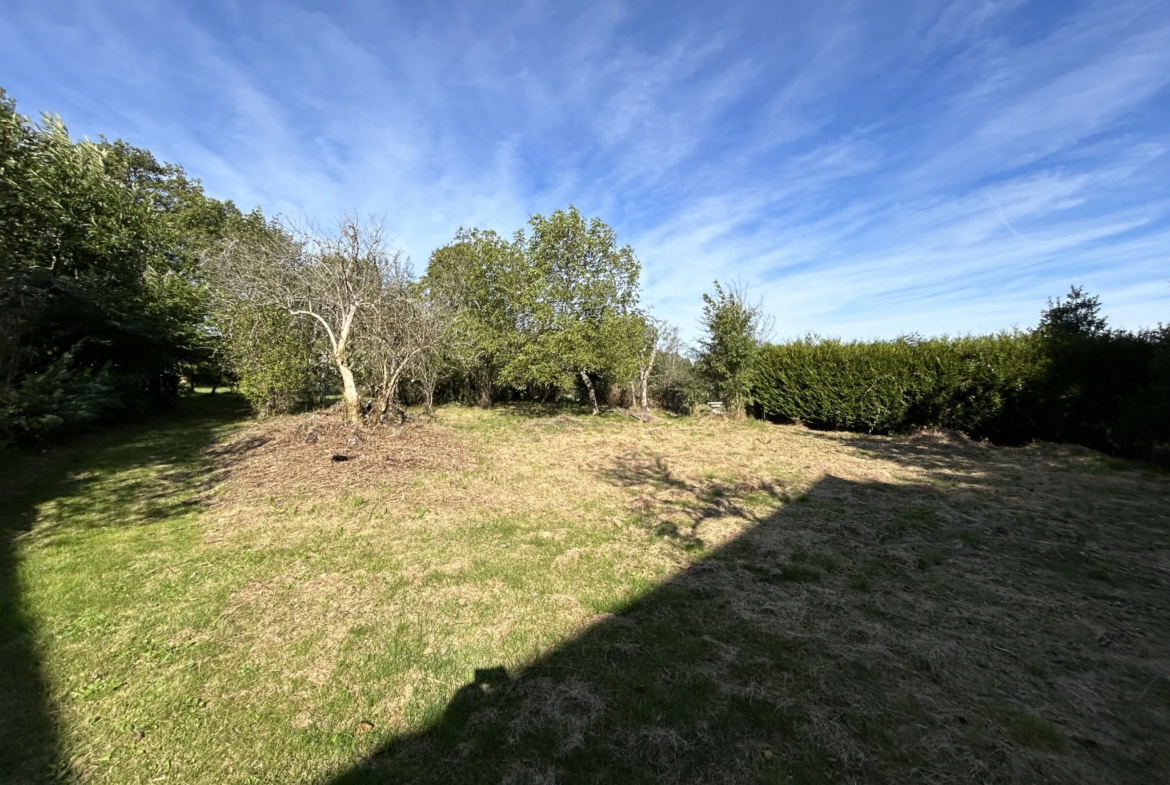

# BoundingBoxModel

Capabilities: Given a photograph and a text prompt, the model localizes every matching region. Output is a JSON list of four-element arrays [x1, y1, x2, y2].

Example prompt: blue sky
[[3, 0, 1169, 340]]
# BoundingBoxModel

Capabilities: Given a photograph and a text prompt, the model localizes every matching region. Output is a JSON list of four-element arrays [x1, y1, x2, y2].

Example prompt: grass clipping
[[205, 409, 472, 499]]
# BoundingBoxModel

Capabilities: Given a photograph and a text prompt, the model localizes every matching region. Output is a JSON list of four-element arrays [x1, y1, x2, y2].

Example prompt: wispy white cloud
[[2, 0, 1167, 339]]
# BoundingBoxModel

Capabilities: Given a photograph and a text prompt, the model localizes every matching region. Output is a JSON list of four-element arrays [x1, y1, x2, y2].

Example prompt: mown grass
[[2, 394, 1169, 784]]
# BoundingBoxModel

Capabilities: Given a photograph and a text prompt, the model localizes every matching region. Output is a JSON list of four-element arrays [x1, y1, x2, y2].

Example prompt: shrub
[[695, 281, 771, 416], [219, 307, 332, 417], [1109, 326, 1170, 464], [0, 353, 122, 446]]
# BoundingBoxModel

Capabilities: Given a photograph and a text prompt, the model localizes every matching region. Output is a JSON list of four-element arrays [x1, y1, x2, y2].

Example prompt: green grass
[[1005, 710, 1064, 751], [2, 395, 1170, 784]]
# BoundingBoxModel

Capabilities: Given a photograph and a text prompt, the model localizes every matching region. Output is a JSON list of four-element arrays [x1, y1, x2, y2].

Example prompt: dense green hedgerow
[[752, 333, 1045, 438], [752, 330, 1168, 462]]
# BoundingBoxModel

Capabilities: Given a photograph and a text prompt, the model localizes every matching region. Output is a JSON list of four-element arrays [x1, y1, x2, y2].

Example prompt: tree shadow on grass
[[0, 393, 250, 783], [319, 434, 1170, 785], [596, 451, 789, 549]]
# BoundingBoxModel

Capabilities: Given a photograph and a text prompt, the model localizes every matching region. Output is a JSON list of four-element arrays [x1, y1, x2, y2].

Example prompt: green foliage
[[423, 229, 527, 406], [506, 206, 643, 398], [425, 207, 645, 410], [653, 353, 705, 414], [218, 306, 332, 417], [753, 333, 1044, 436], [1025, 291, 1162, 454], [0, 352, 121, 446], [1106, 326, 1170, 466], [1039, 285, 1107, 337], [0, 88, 262, 443], [695, 281, 770, 416], [753, 298, 1168, 463]]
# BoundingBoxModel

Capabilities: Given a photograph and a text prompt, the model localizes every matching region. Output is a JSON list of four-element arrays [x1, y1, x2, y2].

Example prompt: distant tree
[[210, 215, 408, 423], [635, 317, 662, 411], [410, 333, 447, 414], [507, 206, 643, 414], [423, 229, 527, 407], [647, 322, 698, 412], [1033, 285, 1149, 451], [695, 280, 772, 417], [359, 282, 447, 425], [1039, 285, 1108, 337]]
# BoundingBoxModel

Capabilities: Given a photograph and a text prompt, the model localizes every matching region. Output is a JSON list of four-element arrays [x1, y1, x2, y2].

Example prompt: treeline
[[0, 88, 700, 445], [2, 89, 1165, 466], [0, 89, 265, 445], [751, 289, 1170, 466], [206, 211, 696, 422]]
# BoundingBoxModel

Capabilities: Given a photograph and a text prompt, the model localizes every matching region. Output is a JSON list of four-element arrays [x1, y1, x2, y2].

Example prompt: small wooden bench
[[707, 401, 725, 416]]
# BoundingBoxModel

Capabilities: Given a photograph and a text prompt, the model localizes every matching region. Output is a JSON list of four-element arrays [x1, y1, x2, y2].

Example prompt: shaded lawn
[[2, 394, 1169, 784], [0, 393, 250, 783]]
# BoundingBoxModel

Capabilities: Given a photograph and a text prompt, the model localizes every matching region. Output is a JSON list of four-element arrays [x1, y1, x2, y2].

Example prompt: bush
[[658, 370, 706, 415], [0, 353, 122, 446], [220, 307, 333, 417], [1108, 326, 1170, 463]]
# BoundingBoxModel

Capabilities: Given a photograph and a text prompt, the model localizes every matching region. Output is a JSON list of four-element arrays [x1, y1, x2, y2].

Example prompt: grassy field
[[2, 393, 1169, 784]]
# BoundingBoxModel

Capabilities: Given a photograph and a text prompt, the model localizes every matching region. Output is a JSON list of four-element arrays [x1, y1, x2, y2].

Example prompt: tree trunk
[[476, 369, 493, 408], [579, 369, 600, 415], [639, 344, 657, 411], [338, 363, 361, 423]]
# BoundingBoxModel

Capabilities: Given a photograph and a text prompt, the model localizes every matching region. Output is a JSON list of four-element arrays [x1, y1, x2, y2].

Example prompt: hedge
[[752, 331, 1168, 464]]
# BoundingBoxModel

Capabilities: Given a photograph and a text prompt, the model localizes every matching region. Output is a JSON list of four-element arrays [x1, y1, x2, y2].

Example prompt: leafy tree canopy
[[0, 87, 263, 443]]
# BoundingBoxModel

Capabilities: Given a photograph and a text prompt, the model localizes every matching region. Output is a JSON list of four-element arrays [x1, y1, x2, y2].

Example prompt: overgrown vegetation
[[694, 280, 772, 417], [5, 90, 1162, 462]]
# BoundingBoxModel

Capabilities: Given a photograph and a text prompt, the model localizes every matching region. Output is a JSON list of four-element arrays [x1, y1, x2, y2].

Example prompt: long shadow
[[319, 438, 1170, 784], [0, 394, 250, 783]]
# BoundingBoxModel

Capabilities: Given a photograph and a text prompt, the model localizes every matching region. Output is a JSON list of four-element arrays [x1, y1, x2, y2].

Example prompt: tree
[[412, 340, 445, 414], [423, 228, 527, 407], [695, 280, 772, 417], [1040, 285, 1108, 337], [642, 321, 699, 413], [1, 89, 256, 442], [636, 317, 662, 411], [506, 206, 643, 414], [209, 216, 405, 423], [652, 323, 688, 395], [358, 282, 447, 425]]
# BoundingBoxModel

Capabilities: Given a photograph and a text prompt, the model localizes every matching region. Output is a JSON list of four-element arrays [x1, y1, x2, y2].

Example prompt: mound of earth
[[204, 410, 472, 498]]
